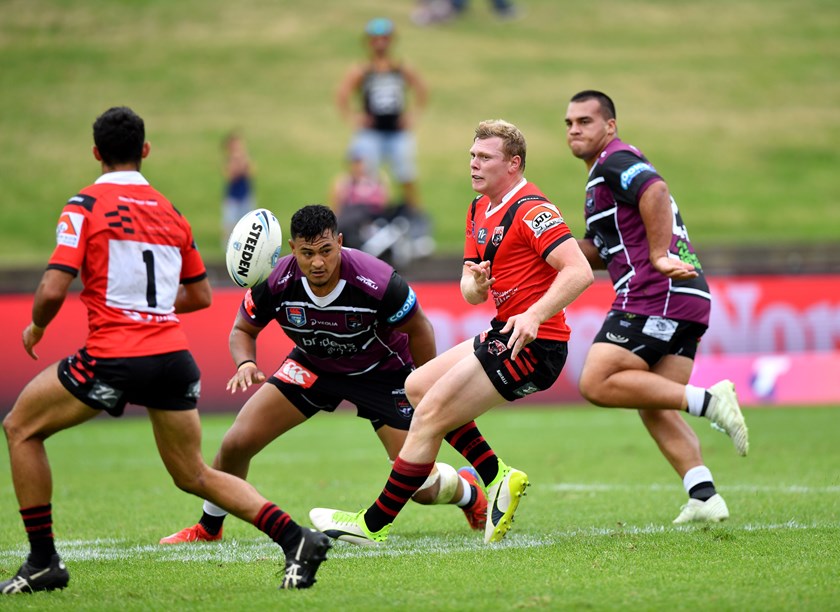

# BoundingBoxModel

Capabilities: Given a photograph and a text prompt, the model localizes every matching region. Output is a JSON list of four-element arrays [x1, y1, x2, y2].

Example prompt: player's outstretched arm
[[226, 312, 266, 393], [175, 278, 212, 313], [395, 303, 436, 367], [501, 239, 594, 360], [460, 261, 495, 305], [24, 268, 75, 359]]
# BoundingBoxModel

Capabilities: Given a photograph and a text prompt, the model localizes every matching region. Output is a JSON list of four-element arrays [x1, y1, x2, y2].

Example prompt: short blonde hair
[[474, 119, 526, 170]]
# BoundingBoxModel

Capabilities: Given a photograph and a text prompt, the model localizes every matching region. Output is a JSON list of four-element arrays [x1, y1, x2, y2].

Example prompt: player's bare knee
[[578, 375, 608, 406], [404, 369, 427, 407]]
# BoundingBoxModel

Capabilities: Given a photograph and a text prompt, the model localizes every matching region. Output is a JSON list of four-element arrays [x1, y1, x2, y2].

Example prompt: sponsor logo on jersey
[[620, 162, 655, 190], [522, 204, 563, 238], [274, 358, 316, 388], [346, 313, 364, 330], [605, 332, 630, 344], [356, 275, 379, 291], [491, 226, 505, 247], [286, 306, 306, 327], [476, 227, 488, 245], [387, 287, 416, 324], [56, 211, 84, 248]]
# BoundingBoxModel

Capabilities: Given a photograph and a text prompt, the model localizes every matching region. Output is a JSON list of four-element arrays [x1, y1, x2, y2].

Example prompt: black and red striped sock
[[445, 421, 499, 486], [364, 457, 434, 533], [21, 504, 56, 568], [254, 502, 302, 554]]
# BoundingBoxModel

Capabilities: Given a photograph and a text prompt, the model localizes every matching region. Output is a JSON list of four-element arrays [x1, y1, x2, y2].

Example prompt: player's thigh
[[579, 342, 649, 387], [376, 425, 409, 461], [406, 339, 475, 404], [411, 352, 503, 434], [651, 353, 695, 385], [222, 383, 308, 455], [147, 407, 206, 482], [4, 362, 98, 440]]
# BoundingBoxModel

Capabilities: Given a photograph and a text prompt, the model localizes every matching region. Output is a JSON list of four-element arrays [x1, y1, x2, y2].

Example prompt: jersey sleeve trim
[[181, 272, 208, 285], [46, 263, 78, 277], [540, 233, 573, 260]]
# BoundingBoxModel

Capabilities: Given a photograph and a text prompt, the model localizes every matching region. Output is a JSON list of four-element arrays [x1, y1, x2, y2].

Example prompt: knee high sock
[[21, 504, 57, 568], [364, 457, 435, 533], [445, 421, 500, 486], [254, 502, 302, 554]]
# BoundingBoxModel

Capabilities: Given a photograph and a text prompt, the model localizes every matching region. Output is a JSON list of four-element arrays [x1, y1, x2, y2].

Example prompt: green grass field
[[1, 406, 838, 610], [1, 0, 839, 267]]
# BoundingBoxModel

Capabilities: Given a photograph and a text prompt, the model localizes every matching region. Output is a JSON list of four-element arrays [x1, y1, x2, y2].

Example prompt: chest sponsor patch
[[522, 204, 563, 238], [274, 358, 317, 388], [56, 211, 84, 248]]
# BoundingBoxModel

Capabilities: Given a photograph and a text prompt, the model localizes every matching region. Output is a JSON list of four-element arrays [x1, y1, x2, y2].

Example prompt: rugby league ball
[[225, 208, 283, 288]]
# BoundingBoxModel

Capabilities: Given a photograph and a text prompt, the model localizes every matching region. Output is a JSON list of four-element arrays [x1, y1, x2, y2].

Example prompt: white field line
[[551, 483, 840, 494], [0, 520, 837, 564]]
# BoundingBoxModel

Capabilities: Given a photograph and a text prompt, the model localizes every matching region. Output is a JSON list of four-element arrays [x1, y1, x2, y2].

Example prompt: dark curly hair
[[93, 106, 145, 166], [289, 205, 338, 242]]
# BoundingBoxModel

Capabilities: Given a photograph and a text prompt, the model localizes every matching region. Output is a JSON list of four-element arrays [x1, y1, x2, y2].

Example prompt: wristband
[[237, 359, 257, 370], [30, 322, 46, 332]]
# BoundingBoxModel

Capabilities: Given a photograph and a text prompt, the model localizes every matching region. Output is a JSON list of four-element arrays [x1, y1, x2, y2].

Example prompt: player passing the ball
[[310, 119, 594, 544], [160, 204, 490, 548], [0, 107, 329, 594], [565, 90, 749, 523]]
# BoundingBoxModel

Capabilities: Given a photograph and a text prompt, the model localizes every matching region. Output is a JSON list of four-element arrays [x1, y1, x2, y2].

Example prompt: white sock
[[455, 476, 473, 507], [683, 465, 714, 493], [203, 500, 228, 517], [685, 384, 707, 416]]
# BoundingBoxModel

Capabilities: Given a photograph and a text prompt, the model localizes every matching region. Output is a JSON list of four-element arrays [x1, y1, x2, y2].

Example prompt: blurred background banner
[[2, 274, 838, 412]]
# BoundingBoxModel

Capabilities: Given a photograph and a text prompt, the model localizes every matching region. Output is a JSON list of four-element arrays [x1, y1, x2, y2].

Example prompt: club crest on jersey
[[476, 227, 488, 245], [56, 211, 84, 248], [491, 226, 505, 247], [523, 204, 563, 238], [585, 191, 596, 212], [286, 306, 306, 327], [346, 313, 364, 330]]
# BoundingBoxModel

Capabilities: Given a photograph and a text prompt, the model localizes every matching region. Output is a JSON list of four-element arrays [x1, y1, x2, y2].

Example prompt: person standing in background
[[336, 18, 432, 237], [222, 131, 255, 246]]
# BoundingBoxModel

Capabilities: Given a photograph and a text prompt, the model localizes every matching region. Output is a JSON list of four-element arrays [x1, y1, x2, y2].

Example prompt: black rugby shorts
[[593, 310, 708, 366], [266, 348, 415, 431], [473, 319, 568, 402], [58, 348, 200, 417]]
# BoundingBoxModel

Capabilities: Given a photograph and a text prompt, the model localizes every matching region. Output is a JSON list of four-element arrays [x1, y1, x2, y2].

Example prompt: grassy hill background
[[1, 0, 838, 268]]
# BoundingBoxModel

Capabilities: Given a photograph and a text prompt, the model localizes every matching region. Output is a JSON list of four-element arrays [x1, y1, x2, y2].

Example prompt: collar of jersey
[[485, 177, 527, 218], [95, 171, 149, 185]]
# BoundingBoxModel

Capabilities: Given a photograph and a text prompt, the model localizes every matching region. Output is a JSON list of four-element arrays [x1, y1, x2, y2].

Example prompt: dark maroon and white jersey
[[241, 248, 417, 374], [584, 138, 711, 325]]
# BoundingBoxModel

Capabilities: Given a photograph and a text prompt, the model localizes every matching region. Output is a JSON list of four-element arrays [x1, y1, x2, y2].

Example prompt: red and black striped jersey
[[47, 171, 207, 358], [464, 180, 574, 341]]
